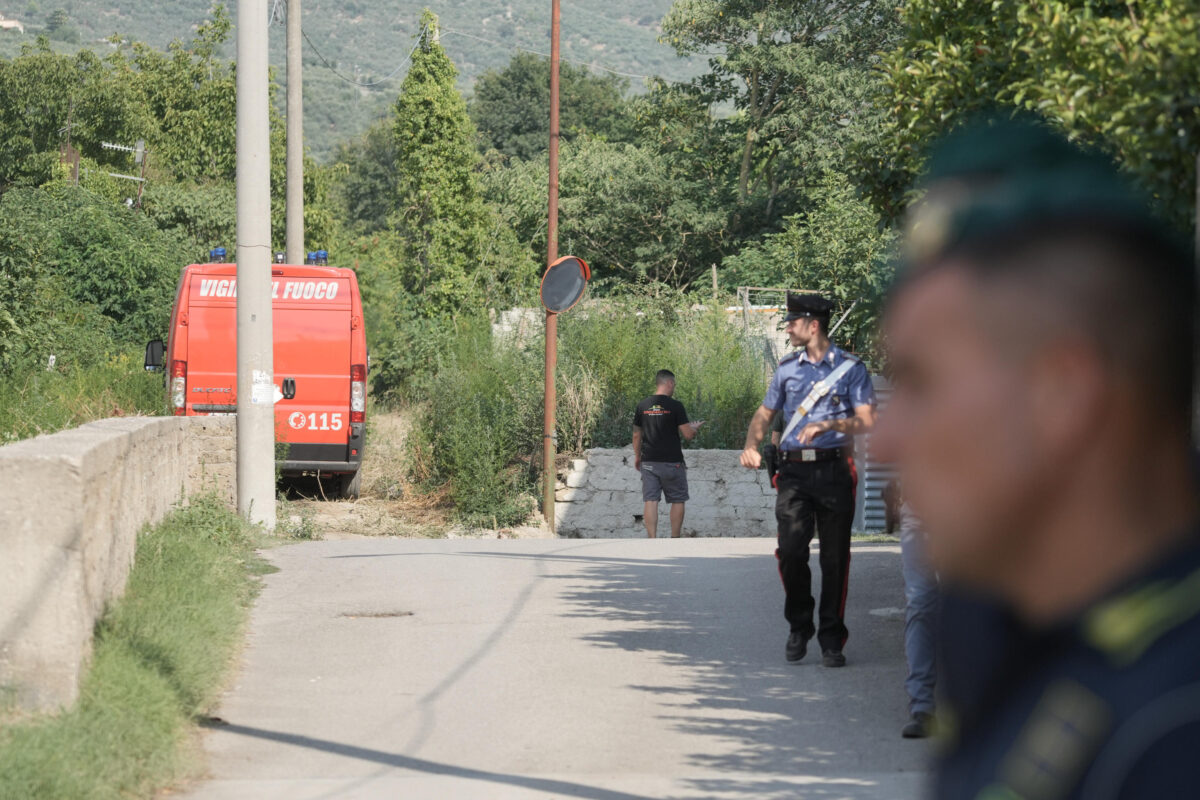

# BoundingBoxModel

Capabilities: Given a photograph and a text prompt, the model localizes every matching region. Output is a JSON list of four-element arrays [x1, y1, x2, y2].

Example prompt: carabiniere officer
[[741, 293, 876, 667]]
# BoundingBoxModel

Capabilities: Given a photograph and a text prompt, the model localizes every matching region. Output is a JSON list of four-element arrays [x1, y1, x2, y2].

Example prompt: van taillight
[[350, 364, 366, 423], [171, 360, 187, 416]]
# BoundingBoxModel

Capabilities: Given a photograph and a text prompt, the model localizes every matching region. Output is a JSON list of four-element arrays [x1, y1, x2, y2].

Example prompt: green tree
[[358, 10, 534, 398], [469, 52, 634, 161], [486, 136, 727, 289], [661, 0, 901, 221], [332, 118, 399, 234], [0, 183, 200, 369], [116, 7, 335, 251], [141, 181, 237, 249], [0, 8, 258, 195], [390, 10, 503, 314], [859, 0, 1200, 227], [114, 7, 239, 183], [45, 8, 67, 32], [722, 170, 896, 353], [0, 39, 150, 191]]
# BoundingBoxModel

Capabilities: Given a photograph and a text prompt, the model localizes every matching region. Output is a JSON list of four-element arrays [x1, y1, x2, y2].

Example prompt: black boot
[[786, 632, 808, 663], [901, 711, 935, 739], [821, 649, 847, 668]]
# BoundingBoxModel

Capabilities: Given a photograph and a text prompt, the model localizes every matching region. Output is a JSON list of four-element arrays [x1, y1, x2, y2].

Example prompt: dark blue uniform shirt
[[936, 531, 1200, 800], [763, 344, 874, 451]]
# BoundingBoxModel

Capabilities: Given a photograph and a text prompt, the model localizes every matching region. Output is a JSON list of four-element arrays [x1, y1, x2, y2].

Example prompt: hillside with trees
[[0, 0, 704, 159]]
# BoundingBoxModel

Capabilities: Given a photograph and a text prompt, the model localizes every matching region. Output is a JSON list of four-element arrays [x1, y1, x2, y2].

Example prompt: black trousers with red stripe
[[774, 457, 856, 652]]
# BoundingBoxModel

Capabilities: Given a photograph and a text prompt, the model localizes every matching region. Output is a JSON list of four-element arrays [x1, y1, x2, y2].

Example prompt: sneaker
[[785, 632, 808, 663], [902, 711, 935, 739], [821, 649, 846, 668]]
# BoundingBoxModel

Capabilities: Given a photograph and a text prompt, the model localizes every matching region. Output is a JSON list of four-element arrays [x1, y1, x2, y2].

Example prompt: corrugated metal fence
[[853, 376, 895, 533]]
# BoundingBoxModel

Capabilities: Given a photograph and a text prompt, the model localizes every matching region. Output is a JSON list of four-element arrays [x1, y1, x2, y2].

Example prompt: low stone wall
[[0, 416, 236, 713], [556, 448, 775, 538], [186, 415, 237, 507]]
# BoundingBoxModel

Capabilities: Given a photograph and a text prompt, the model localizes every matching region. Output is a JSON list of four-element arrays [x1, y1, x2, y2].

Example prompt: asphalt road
[[180, 537, 931, 800]]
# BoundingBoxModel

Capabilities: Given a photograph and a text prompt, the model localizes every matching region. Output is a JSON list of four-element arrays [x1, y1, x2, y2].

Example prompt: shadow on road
[[202, 720, 660, 800], [481, 545, 922, 799], [203, 541, 922, 800]]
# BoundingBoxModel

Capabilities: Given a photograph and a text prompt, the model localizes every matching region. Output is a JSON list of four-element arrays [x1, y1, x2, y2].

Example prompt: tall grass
[[407, 302, 769, 526], [559, 304, 767, 449], [407, 323, 544, 527], [0, 351, 165, 444], [0, 499, 269, 800]]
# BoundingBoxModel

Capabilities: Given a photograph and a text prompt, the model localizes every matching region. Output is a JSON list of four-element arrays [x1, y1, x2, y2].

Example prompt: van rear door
[[273, 274, 354, 467], [184, 271, 238, 413]]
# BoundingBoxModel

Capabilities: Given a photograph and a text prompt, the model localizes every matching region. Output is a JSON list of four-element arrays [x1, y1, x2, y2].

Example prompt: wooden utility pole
[[542, 0, 561, 531]]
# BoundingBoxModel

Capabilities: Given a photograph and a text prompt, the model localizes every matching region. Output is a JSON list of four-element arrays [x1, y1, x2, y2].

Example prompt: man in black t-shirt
[[633, 370, 703, 538]]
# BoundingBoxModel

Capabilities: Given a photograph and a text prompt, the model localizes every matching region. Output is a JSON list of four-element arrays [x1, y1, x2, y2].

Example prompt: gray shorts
[[641, 462, 689, 503]]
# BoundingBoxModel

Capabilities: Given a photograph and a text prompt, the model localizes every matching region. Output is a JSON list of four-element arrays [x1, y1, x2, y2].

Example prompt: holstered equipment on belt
[[763, 443, 779, 490]]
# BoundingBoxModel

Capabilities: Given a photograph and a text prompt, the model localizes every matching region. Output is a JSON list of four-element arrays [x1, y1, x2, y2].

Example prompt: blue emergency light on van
[[306, 251, 317, 265], [317, 250, 329, 266], [209, 247, 227, 262]]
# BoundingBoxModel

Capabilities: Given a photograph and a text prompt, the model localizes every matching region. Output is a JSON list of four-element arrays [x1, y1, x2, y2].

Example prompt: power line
[[300, 24, 427, 88]]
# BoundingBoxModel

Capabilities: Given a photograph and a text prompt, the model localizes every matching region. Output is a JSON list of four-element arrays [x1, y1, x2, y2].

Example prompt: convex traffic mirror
[[540, 256, 590, 313]]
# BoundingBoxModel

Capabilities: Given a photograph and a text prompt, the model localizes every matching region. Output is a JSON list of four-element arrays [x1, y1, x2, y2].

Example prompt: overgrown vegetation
[[406, 303, 767, 527], [0, 183, 182, 440], [0, 498, 269, 799], [0, 356, 164, 443], [0, 11, 339, 441]]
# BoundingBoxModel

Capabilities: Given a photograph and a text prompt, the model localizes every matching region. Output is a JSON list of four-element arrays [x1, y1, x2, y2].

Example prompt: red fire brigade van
[[147, 251, 368, 497]]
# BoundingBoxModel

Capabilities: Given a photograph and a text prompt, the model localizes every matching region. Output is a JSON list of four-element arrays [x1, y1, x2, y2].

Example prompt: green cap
[[903, 115, 1175, 266]]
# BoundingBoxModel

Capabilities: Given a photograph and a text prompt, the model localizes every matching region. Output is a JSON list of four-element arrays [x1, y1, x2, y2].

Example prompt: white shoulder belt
[[779, 354, 860, 446]]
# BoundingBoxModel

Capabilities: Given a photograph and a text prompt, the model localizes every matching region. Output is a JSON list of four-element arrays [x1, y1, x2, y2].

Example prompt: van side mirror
[[145, 340, 165, 371]]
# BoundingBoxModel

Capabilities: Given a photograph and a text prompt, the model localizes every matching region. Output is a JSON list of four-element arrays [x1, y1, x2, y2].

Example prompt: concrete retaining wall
[[0, 415, 236, 713], [556, 448, 775, 538], [186, 416, 238, 507]]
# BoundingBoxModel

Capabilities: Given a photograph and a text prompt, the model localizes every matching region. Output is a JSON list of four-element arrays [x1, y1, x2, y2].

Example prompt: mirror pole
[[542, 0, 561, 533]]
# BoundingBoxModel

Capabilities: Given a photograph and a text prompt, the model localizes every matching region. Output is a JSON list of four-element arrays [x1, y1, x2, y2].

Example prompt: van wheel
[[338, 470, 362, 500]]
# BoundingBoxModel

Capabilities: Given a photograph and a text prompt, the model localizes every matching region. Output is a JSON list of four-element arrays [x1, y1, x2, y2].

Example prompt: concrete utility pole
[[285, 0, 304, 264], [236, 0, 276, 530], [542, 0, 561, 532]]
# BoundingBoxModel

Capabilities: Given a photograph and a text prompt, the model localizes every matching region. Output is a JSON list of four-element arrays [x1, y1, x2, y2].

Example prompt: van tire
[[339, 469, 362, 500]]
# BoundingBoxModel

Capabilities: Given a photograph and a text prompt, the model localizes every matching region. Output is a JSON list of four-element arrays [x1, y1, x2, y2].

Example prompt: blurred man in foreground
[[876, 119, 1199, 799]]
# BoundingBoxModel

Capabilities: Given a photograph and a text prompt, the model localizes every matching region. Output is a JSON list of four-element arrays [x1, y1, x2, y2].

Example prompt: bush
[[408, 321, 543, 527], [406, 296, 769, 526], [0, 184, 199, 369], [0, 183, 196, 442], [559, 297, 767, 450], [141, 181, 237, 250]]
